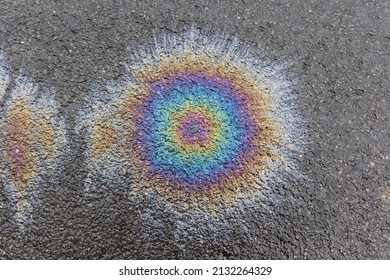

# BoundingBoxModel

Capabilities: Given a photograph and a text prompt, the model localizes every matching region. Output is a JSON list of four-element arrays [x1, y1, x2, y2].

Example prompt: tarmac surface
[[0, 0, 389, 259]]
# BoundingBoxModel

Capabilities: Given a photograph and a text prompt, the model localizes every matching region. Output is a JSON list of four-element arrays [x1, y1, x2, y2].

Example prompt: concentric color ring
[[124, 51, 278, 198], [83, 29, 301, 206]]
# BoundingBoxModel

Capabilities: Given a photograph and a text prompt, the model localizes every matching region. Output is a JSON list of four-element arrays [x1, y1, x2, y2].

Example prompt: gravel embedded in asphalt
[[0, 0, 389, 259]]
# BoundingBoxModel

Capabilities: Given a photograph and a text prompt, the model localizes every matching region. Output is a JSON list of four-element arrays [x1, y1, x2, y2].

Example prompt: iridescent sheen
[[131, 72, 261, 191], [83, 30, 301, 205], [120, 45, 284, 202], [0, 51, 66, 226]]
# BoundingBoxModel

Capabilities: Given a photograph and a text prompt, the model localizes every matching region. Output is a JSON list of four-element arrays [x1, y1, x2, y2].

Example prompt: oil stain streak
[[0, 51, 66, 228]]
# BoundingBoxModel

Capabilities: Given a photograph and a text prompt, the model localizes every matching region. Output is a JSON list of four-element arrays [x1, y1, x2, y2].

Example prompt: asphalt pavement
[[0, 0, 389, 259]]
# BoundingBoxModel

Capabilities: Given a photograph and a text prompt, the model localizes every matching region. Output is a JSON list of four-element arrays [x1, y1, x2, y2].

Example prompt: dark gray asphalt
[[0, 0, 389, 259]]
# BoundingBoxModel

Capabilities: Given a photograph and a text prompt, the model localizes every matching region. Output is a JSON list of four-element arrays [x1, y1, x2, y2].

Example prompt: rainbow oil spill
[[79, 27, 305, 213]]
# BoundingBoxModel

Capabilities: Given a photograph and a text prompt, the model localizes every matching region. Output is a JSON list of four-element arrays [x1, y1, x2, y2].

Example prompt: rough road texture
[[0, 0, 389, 259]]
